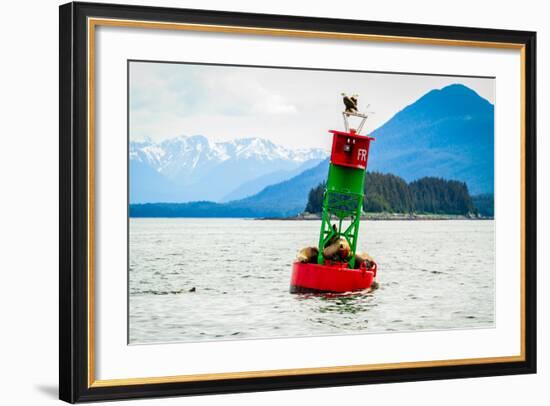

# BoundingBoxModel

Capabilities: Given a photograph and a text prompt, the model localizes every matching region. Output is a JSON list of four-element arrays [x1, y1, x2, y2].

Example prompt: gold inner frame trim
[[87, 17, 527, 388], [90, 355, 524, 388]]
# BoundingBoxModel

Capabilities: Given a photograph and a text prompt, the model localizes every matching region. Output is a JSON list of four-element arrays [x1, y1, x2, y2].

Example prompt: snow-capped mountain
[[130, 135, 327, 203]]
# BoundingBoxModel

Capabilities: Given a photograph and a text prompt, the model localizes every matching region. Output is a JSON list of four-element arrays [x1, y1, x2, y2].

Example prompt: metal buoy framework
[[289, 95, 377, 294]]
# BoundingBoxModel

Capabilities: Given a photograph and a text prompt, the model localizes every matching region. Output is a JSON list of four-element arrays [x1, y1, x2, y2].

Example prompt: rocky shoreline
[[260, 212, 493, 221]]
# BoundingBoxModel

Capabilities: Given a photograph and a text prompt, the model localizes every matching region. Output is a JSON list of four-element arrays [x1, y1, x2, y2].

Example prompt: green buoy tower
[[290, 94, 378, 294]]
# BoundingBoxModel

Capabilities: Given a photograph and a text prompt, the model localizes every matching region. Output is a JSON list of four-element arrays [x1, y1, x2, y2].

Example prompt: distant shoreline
[[129, 213, 494, 220], [258, 212, 494, 221], [129, 212, 494, 221]]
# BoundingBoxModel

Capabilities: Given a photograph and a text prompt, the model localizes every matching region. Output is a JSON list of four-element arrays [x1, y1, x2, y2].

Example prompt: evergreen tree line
[[305, 172, 480, 215], [471, 193, 494, 217]]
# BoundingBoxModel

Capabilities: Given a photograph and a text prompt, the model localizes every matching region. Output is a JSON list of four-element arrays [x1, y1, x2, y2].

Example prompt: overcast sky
[[129, 61, 494, 150]]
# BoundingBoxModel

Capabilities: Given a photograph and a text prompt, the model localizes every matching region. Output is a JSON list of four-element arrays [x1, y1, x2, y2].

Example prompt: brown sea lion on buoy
[[354, 251, 375, 269], [322, 237, 351, 261], [296, 246, 319, 263]]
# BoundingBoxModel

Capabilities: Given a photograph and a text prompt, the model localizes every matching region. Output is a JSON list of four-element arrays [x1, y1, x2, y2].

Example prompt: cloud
[[129, 61, 494, 149], [130, 62, 298, 119]]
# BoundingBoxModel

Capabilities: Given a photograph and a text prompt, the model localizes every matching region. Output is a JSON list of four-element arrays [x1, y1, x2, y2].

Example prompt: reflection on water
[[129, 219, 495, 344]]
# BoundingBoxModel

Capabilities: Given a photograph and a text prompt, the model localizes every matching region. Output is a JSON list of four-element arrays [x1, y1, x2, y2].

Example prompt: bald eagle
[[342, 93, 358, 114]]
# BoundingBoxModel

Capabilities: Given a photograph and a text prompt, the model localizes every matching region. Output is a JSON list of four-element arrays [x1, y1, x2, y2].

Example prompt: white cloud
[[129, 61, 494, 149]]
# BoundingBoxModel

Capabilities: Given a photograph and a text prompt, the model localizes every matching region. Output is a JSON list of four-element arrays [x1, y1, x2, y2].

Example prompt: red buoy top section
[[329, 129, 375, 170]]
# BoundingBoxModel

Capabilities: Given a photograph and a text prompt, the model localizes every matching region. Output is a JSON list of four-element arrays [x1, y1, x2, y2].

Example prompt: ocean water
[[129, 219, 495, 344]]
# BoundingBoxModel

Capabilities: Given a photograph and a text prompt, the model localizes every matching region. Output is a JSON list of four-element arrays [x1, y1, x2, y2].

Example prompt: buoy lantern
[[290, 95, 377, 294]]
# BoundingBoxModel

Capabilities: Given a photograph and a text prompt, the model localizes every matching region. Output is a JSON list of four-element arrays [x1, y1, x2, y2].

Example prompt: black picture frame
[[59, 1, 537, 403]]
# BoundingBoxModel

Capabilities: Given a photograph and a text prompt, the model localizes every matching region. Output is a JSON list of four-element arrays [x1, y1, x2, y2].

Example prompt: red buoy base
[[290, 261, 376, 294]]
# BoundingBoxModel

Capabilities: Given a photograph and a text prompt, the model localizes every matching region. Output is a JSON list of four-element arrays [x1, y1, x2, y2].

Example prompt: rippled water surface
[[129, 219, 495, 344]]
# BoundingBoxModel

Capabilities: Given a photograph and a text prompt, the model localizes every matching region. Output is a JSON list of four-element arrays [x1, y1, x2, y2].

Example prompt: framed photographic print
[[59, 1, 537, 403]]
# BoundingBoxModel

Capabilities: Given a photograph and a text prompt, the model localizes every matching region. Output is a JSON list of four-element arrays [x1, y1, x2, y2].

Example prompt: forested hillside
[[305, 172, 479, 216]]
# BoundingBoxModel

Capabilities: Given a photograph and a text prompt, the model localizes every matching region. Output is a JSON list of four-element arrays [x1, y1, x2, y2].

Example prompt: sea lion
[[296, 246, 319, 263], [322, 237, 351, 261], [354, 251, 375, 269]]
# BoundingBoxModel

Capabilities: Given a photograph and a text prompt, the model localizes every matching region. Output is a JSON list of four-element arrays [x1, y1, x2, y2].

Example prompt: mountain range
[[130, 84, 494, 217], [368, 84, 494, 195], [130, 136, 326, 203]]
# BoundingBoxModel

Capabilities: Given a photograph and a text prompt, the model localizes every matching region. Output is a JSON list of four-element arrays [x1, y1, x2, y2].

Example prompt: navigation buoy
[[290, 95, 377, 294]]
